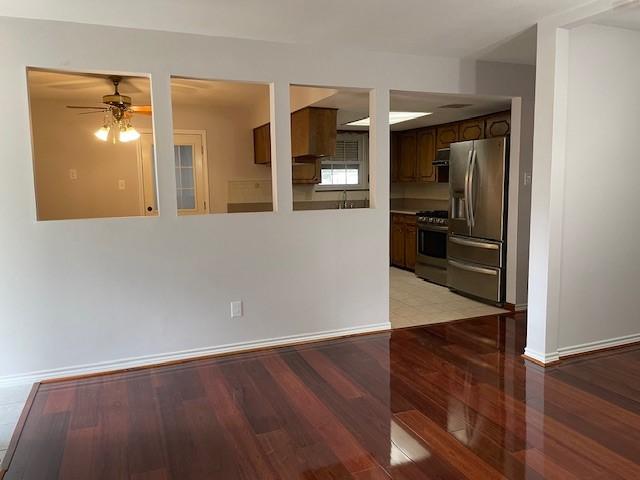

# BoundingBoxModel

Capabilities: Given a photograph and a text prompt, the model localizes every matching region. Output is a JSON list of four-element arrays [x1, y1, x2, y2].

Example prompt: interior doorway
[[388, 90, 520, 329], [138, 130, 209, 216]]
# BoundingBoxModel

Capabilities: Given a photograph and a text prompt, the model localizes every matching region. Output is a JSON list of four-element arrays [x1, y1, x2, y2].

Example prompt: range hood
[[433, 148, 450, 167]]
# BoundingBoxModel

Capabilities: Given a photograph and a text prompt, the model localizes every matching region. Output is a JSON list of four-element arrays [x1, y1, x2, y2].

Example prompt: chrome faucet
[[339, 189, 348, 209]]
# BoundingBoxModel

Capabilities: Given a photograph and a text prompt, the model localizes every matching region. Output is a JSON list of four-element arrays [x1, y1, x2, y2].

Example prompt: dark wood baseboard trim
[[0, 383, 40, 478], [504, 303, 527, 312], [521, 353, 560, 368]]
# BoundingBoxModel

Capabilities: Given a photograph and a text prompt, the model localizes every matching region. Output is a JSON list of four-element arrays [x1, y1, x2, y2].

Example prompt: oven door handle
[[418, 225, 448, 233]]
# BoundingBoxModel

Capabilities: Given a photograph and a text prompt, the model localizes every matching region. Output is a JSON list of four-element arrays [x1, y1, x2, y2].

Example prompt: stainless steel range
[[415, 210, 448, 286]]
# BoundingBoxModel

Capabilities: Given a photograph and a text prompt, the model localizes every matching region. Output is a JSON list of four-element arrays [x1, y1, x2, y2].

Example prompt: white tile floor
[[0, 383, 31, 465], [390, 267, 507, 328]]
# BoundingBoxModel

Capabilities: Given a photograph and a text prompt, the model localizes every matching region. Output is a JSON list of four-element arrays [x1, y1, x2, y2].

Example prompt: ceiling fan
[[66, 76, 152, 143]]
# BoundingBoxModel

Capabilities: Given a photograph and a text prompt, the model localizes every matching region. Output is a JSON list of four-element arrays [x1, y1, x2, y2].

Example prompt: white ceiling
[[318, 90, 511, 131], [1, 0, 590, 64], [27, 70, 269, 110], [593, 4, 640, 31]]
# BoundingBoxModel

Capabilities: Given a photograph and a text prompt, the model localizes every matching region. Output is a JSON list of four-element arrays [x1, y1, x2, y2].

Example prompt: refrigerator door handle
[[464, 148, 473, 228], [468, 148, 477, 228], [449, 236, 499, 250], [448, 259, 498, 276]]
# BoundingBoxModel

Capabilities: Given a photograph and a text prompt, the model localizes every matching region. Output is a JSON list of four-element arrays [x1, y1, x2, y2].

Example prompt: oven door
[[417, 224, 448, 261], [416, 224, 448, 285]]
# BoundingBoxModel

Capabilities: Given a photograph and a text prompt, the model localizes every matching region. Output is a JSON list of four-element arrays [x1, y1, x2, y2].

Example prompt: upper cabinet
[[291, 107, 338, 160], [390, 132, 399, 183], [253, 106, 337, 165], [392, 128, 437, 183], [485, 111, 511, 138], [292, 160, 321, 184], [459, 118, 485, 141], [253, 124, 271, 165], [397, 131, 418, 182], [436, 124, 460, 150], [416, 128, 436, 182]]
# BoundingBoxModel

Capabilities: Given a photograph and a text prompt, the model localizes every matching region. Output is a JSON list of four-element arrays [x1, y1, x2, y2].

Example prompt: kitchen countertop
[[390, 209, 420, 215]]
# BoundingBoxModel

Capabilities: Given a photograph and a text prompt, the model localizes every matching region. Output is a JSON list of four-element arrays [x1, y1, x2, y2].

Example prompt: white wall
[[525, 0, 640, 363], [557, 24, 640, 351], [0, 16, 534, 384], [172, 103, 273, 213], [30, 98, 151, 220]]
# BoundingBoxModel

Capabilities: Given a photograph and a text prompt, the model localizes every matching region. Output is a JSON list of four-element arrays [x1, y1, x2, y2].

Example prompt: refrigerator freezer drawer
[[448, 235, 502, 268], [447, 259, 502, 302]]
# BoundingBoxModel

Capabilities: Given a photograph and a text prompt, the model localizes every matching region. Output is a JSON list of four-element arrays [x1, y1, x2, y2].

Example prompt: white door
[[138, 132, 209, 216]]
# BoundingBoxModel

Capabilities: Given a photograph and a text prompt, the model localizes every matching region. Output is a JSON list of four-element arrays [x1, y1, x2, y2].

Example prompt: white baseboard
[[558, 332, 640, 358], [0, 322, 391, 388], [523, 347, 560, 365]]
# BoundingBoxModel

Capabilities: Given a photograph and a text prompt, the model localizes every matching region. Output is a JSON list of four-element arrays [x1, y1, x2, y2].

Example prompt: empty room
[[1, 1, 640, 479]]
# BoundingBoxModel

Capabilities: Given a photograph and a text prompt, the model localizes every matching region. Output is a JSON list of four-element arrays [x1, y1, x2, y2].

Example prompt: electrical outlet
[[118, 179, 126, 190], [230, 301, 243, 318], [68, 169, 78, 180], [523, 172, 532, 186]]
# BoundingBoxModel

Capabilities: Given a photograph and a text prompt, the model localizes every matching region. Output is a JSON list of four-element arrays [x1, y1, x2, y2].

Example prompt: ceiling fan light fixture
[[94, 126, 110, 142], [119, 125, 140, 143]]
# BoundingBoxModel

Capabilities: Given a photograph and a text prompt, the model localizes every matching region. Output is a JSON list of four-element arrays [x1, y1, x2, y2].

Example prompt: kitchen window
[[318, 132, 368, 190]]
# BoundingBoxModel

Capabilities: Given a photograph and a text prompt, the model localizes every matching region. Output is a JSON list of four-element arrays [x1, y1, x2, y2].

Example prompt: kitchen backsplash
[[390, 181, 450, 211]]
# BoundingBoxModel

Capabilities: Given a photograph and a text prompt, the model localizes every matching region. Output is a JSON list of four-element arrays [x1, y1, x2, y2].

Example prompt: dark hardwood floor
[[4, 312, 640, 479]]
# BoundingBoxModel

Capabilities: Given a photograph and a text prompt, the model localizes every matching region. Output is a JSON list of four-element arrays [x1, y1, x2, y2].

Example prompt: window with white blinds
[[319, 133, 368, 189]]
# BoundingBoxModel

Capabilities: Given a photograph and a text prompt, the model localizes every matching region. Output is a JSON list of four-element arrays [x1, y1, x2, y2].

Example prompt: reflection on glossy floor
[[4, 312, 640, 479], [390, 266, 507, 328]]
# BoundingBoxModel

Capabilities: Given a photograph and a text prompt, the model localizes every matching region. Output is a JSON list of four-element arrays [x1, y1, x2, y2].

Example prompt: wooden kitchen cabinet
[[291, 107, 337, 160], [404, 222, 417, 270], [390, 213, 417, 271], [398, 131, 417, 182], [485, 111, 511, 138], [416, 128, 436, 182], [459, 118, 485, 141], [436, 123, 460, 150], [391, 218, 405, 267], [292, 159, 321, 184], [253, 124, 271, 165], [390, 132, 399, 183]]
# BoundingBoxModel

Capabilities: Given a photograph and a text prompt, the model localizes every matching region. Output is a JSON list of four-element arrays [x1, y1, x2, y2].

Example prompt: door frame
[[136, 129, 210, 216]]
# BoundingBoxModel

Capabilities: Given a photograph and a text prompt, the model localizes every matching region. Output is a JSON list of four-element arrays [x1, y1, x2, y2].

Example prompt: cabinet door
[[436, 124, 460, 150], [291, 107, 337, 159], [459, 119, 485, 141], [253, 124, 271, 164], [416, 128, 436, 182], [390, 132, 399, 183], [485, 111, 511, 138], [404, 223, 417, 271], [391, 219, 406, 267], [398, 131, 417, 182], [292, 160, 320, 184]]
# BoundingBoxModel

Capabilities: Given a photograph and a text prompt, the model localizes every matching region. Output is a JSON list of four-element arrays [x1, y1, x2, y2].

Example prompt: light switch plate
[[118, 179, 126, 190], [230, 301, 243, 318], [68, 169, 78, 180]]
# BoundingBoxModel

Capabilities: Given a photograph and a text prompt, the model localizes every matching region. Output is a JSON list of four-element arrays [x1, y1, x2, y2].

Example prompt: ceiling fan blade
[[130, 105, 152, 115], [78, 110, 109, 115], [66, 105, 106, 109]]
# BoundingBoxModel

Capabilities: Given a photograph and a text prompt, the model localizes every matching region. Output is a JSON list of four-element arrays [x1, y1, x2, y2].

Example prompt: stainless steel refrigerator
[[448, 137, 508, 303]]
